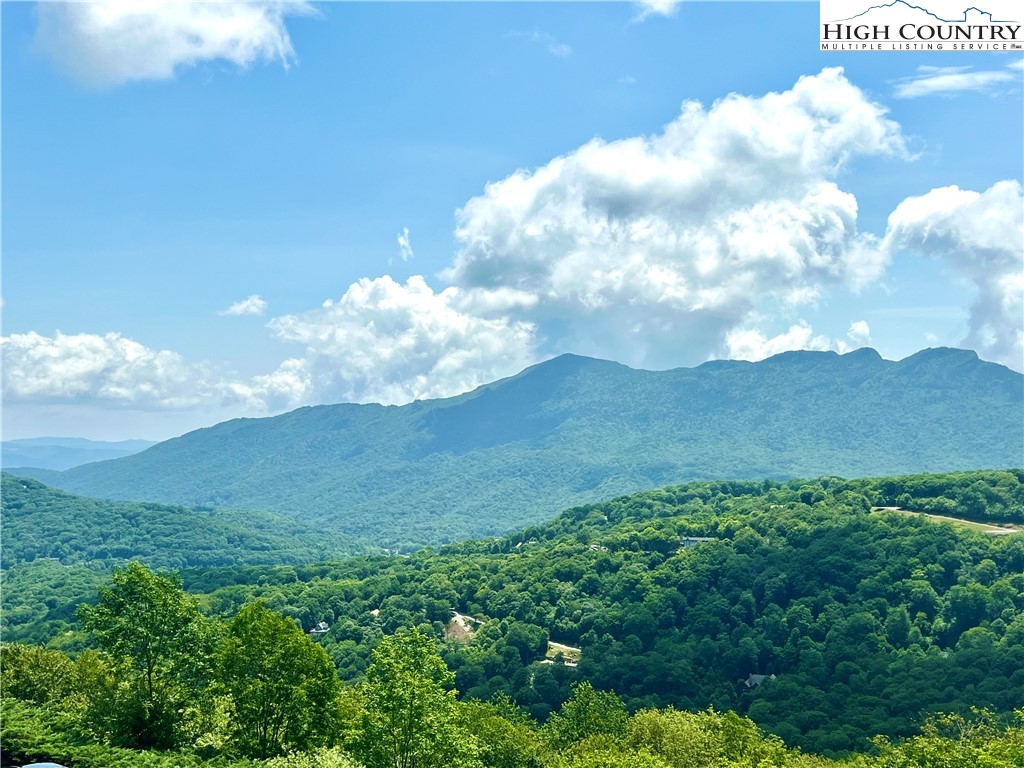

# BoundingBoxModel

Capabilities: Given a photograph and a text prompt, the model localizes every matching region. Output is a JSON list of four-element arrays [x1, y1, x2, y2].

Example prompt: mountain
[[0, 473, 368, 572], [32, 348, 1024, 549], [0, 473, 372, 646], [1, 437, 157, 471]]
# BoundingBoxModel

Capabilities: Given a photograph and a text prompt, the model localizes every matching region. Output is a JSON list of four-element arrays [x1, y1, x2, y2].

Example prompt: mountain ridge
[[27, 347, 1024, 548], [1, 437, 158, 472]]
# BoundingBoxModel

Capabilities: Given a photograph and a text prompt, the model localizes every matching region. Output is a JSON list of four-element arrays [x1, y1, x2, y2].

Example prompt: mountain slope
[[37, 348, 1024, 548], [0, 473, 368, 571]]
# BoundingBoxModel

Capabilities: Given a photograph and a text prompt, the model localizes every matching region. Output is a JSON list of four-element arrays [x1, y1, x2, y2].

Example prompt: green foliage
[[261, 748, 365, 768], [78, 562, 211, 748], [627, 708, 790, 767], [34, 349, 1024, 550], [870, 709, 1024, 768], [163, 470, 1024, 756], [1, 472, 368, 571], [545, 682, 629, 749], [218, 602, 342, 757], [556, 735, 672, 768], [0, 643, 75, 705], [357, 627, 477, 768], [5, 470, 1024, 767], [0, 473, 370, 646], [460, 695, 546, 768], [851, 469, 1024, 524]]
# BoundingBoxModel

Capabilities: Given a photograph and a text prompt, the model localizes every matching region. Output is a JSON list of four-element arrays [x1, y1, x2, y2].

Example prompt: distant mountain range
[[14, 348, 1023, 549], [1, 436, 157, 471]]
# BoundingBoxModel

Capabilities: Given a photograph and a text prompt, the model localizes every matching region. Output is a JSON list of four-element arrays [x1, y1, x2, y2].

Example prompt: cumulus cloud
[[226, 357, 313, 411], [1, 329, 322, 414], [893, 65, 1017, 99], [847, 320, 871, 345], [633, 0, 680, 22], [1, 331, 223, 408], [266, 275, 537, 405], [219, 294, 268, 317], [397, 227, 414, 262], [445, 67, 903, 367], [883, 180, 1024, 369], [35, 1, 313, 87], [725, 322, 833, 362], [17, 68, 1013, 423]]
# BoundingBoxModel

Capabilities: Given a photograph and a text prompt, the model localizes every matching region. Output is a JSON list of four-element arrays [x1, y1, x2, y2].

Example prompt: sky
[[2, 0, 1022, 441]]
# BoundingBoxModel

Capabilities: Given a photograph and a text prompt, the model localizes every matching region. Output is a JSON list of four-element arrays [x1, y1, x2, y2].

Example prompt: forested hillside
[[30, 348, 1024, 549], [8, 470, 1022, 762], [0, 474, 369, 646], [169, 469, 1024, 755]]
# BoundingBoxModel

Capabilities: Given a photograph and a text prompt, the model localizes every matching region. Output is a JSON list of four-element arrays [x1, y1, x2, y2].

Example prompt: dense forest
[[3, 564, 1023, 768], [3, 469, 1022, 767], [24, 349, 1024, 549], [0, 474, 367, 571], [0, 474, 369, 646]]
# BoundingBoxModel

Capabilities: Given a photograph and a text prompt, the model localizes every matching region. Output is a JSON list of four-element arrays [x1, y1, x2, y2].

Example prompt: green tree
[[462, 694, 546, 768], [218, 601, 342, 757], [357, 627, 477, 768], [77, 561, 209, 748], [545, 682, 628, 749], [0, 643, 74, 705]]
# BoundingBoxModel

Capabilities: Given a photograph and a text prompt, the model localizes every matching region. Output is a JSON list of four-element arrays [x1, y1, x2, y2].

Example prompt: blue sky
[[2, 1, 1022, 440]]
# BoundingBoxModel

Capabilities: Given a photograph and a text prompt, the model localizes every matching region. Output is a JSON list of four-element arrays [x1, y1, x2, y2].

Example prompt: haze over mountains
[[1, 437, 157, 471], [15, 347, 1023, 550]]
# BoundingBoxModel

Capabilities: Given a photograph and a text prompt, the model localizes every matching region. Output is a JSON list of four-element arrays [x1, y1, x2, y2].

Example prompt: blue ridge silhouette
[[830, 0, 1016, 23]]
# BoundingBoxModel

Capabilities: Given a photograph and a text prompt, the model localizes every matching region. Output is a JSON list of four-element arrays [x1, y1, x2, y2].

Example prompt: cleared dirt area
[[547, 641, 582, 661], [872, 507, 1024, 535]]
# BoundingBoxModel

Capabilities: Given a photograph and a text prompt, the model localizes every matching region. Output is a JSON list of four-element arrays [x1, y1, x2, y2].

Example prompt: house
[[310, 621, 330, 635], [680, 536, 714, 548], [742, 673, 776, 690]]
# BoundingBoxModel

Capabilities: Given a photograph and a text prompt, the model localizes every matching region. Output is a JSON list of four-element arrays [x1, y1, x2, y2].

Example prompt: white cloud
[[893, 65, 1016, 99], [1, 276, 539, 413], [17, 68, 1016, 426], [226, 357, 313, 411], [847, 320, 871, 345], [724, 322, 833, 362], [266, 275, 537, 405], [219, 294, 268, 317], [508, 29, 573, 58], [397, 227, 414, 262], [35, 1, 314, 87], [633, 0, 680, 22], [1, 331, 222, 408], [884, 180, 1024, 370], [445, 68, 903, 368]]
